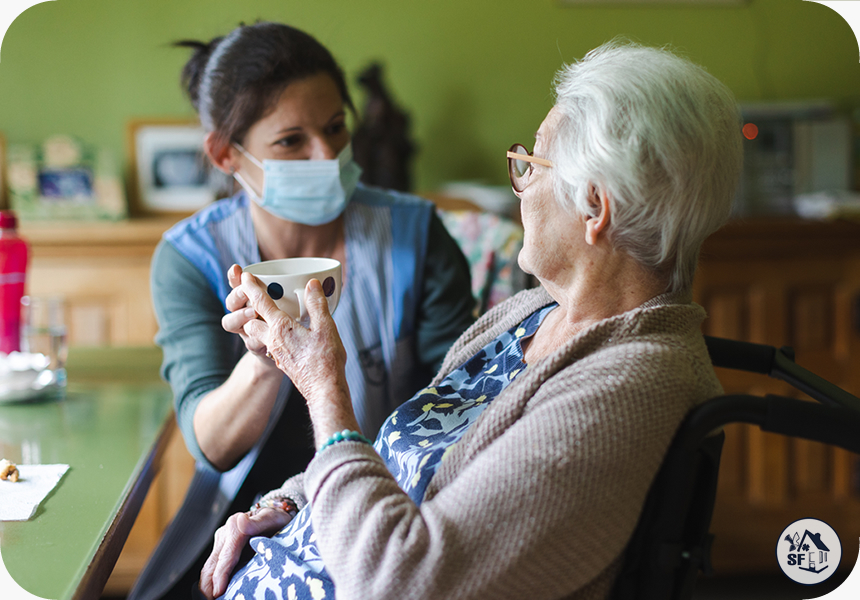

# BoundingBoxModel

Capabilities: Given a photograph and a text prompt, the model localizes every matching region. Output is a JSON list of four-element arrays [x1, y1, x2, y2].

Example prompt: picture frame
[[127, 118, 219, 215], [6, 135, 127, 221]]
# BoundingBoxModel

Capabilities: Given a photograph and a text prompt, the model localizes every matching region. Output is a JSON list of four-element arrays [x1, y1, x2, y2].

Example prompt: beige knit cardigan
[[262, 286, 722, 600]]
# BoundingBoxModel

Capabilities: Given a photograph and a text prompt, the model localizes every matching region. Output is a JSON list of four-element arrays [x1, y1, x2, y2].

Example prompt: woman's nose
[[309, 137, 339, 161]]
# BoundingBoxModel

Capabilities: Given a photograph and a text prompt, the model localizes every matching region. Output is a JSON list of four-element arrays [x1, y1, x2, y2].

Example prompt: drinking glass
[[20, 295, 68, 372]]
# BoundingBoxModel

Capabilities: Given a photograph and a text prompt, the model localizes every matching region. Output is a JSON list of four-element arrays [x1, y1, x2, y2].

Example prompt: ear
[[204, 132, 237, 175], [585, 187, 611, 246]]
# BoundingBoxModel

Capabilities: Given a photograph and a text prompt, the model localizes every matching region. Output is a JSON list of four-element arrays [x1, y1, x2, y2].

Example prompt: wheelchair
[[610, 336, 860, 600]]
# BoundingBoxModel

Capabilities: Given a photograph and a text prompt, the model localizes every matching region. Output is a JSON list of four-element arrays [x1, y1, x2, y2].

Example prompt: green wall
[[0, 0, 858, 193]]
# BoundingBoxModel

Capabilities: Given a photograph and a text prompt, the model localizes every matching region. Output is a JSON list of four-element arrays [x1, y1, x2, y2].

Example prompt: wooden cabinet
[[21, 218, 173, 347], [693, 218, 860, 573], [20, 217, 196, 595]]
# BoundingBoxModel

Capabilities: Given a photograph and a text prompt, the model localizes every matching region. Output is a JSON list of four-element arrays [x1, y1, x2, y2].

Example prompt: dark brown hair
[[176, 22, 354, 148]]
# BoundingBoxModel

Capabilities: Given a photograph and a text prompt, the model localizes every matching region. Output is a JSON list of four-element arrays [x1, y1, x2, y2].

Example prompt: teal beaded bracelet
[[317, 429, 373, 454]]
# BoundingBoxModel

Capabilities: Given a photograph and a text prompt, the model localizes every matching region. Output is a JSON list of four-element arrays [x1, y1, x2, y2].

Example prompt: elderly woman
[[201, 42, 742, 600]]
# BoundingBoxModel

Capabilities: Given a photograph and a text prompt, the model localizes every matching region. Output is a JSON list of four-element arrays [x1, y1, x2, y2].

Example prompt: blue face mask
[[233, 143, 362, 226]]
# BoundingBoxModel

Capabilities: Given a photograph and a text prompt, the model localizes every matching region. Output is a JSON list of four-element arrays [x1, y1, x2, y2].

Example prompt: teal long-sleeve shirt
[[150, 210, 475, 468]]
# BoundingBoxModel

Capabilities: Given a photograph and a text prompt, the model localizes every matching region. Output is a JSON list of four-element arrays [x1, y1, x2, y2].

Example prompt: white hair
[[550, 41, 743, 293]]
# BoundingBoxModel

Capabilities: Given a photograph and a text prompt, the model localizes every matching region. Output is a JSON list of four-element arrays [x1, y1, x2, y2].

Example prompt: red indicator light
[[743, 123, 759, 140]]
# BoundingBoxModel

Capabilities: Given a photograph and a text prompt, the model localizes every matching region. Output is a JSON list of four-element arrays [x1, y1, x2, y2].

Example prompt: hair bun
[[175, 38, 223, 111]]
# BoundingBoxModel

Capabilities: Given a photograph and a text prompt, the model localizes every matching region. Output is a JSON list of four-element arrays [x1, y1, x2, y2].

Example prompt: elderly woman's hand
[[222, 264, 273, 361], [199, 508, 294, 599], [238, 271, 361, 446]]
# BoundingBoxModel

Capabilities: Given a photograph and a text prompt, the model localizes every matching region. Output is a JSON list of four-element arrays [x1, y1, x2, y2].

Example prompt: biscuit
[[0, 459, 20, 482]]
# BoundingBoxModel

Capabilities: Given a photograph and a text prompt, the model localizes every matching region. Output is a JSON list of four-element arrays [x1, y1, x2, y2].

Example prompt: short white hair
[[550, 41, 743, 294]]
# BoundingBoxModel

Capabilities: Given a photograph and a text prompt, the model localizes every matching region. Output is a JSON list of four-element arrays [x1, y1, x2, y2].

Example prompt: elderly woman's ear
[[585, 188, 611, 246]]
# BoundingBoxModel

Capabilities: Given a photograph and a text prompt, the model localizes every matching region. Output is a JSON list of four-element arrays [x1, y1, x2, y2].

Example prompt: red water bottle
[[0, 211, 29, 354]]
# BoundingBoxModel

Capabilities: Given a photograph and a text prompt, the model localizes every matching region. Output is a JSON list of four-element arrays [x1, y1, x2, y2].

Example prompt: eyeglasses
[[506, 143, 554, 193]]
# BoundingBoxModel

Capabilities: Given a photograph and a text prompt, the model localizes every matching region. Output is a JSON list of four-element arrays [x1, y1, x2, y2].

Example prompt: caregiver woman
[[129, 22, 474, 600]]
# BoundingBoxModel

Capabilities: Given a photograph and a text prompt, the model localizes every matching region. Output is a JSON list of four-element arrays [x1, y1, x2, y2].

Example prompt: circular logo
[[776, 518, 842, 585]]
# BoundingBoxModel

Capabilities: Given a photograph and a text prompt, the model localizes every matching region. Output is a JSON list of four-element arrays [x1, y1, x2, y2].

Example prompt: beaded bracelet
[[248, 497, 298, 517], [317, 429, 373, 454]]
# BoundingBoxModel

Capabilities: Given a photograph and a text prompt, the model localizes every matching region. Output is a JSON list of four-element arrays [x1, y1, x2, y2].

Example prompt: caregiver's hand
[[199, 508, 294, 600], [239, 272, 362, 447], [222, 265, 273, 361]]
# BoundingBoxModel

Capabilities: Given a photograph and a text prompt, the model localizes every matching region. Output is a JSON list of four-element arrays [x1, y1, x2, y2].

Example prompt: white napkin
[[0, 464, 70, 521]]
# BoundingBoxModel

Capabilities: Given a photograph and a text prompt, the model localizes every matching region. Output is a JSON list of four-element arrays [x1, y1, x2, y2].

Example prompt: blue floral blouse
[[221, 303, 557, 600]]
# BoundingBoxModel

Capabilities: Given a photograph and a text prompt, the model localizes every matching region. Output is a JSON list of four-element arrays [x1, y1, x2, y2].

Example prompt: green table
[[0, 347, 172, 600]]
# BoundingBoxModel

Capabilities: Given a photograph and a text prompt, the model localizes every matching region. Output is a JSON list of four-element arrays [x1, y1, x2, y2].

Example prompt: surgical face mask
[[232, 143, 362, 226]]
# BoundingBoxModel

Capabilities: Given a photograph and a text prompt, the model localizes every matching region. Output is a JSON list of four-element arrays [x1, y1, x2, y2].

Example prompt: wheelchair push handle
[[704, 336, 860, 413], [704, 336, 775, 374]]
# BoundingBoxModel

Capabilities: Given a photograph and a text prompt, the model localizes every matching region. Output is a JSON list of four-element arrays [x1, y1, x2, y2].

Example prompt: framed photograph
[[7, 136, 127, 220], [127, 118, 219, 214]]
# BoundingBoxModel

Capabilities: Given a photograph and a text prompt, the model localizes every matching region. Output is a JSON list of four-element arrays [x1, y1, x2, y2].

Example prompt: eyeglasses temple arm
[[506, 151, 553, 168]]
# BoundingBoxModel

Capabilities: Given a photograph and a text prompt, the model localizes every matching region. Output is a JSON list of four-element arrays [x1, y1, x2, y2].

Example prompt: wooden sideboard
[[693, 218, 860, 573], [20, 218, 176, 347], [20, 216, 196, 595], [19, 215, 860, 590]]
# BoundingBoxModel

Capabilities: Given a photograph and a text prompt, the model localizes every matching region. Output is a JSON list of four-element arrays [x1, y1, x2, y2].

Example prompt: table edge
[[70, 414, 176, 600]]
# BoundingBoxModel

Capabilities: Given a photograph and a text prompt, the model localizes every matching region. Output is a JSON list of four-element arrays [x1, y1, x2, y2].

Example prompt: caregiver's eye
[[267, 283, 284, 300]]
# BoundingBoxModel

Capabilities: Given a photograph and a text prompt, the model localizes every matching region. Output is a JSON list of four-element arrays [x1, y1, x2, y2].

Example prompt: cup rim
[[243, 257, 341, 277]]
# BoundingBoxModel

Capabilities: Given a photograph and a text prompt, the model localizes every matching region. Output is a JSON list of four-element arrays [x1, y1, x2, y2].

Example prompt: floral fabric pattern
[[374, 302, 555, 504], [436, 209, 530, 316], [220, 303, 557, 600]]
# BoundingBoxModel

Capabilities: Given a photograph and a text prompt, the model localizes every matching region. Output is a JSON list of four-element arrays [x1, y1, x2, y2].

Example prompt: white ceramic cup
[[243, 257, 342, 323]]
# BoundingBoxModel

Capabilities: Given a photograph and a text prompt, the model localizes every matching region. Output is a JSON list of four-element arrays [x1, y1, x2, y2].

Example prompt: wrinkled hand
[[222, 265, 272, 361], [239, 271, 351, 412], [199, 508, 294, 599]]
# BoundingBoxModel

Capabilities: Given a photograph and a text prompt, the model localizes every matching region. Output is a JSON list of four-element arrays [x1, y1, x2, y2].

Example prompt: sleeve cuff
[[260, 472, 309, 512], [303, 442, 385, 505]]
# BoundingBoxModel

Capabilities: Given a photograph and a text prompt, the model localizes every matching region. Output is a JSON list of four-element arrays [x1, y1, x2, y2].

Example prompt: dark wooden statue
[[352, 62, 415, 192]]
